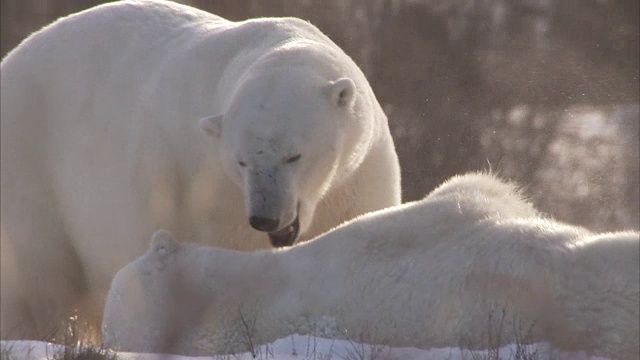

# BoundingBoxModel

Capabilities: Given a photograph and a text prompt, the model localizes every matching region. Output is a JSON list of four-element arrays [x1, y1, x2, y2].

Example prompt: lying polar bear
[[103, 173, 639, 359]]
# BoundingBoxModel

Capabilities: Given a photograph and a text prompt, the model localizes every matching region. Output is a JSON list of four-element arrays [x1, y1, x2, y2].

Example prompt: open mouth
[[268, 215, 300, 248]]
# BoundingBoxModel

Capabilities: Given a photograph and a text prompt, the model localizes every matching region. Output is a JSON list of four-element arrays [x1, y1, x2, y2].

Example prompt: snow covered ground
[[1, 335, 609, 360]]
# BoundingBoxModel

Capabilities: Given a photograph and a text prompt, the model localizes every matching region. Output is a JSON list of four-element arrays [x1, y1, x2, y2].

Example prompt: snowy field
[[1, 336, 610, 360]]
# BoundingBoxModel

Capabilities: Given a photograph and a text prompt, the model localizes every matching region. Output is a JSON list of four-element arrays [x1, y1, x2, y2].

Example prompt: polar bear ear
[[327, 77, 356, 109], [199, 114, 223, 138], [150, 229, 177, 257]]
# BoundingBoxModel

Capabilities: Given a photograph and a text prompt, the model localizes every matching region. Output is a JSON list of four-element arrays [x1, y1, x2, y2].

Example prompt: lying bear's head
[[103, 230, 266, 355]]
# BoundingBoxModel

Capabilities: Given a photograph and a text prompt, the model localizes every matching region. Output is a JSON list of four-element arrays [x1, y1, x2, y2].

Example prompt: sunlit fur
[[0, 0, 400, 338]]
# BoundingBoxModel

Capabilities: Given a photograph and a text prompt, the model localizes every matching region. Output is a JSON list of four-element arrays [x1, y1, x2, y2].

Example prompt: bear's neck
[[241, 230, 357, 344], [215, 238, 351, 352], [216, 249, 300, 342]]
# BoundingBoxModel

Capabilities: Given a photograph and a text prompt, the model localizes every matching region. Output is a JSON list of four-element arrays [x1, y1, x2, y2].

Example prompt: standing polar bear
[[0, 0, 401, 339], [103, 173, 639, 360]]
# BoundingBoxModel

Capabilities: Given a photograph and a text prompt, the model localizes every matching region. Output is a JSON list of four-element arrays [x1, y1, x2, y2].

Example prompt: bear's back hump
[[3, 1, 228, 65]]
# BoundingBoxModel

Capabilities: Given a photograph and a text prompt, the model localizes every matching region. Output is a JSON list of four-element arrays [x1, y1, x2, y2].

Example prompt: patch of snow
[[0, 336, 610, 360]]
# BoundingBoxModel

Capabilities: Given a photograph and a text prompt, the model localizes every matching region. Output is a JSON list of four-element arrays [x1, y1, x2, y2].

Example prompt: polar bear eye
[[238, 160, 247, 167], [286, 154, 301, 164]]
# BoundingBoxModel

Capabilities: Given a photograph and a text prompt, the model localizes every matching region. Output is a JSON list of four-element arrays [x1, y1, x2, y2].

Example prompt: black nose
[[249, 216, 280, 232]]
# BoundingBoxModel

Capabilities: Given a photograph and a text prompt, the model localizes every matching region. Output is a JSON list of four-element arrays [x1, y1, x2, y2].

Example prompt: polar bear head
[[199, 45, 372, 247], [103, 230, 267, 355], [102, 230, 190, 353], [102, 230, 225, 354]]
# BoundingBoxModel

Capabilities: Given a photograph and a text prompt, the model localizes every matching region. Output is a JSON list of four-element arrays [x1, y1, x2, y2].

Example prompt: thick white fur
[[0, 1, 401, 338], [103, 173, 639, 359]]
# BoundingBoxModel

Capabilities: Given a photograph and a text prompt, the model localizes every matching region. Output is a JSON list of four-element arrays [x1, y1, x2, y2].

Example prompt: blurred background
[[2, 0, 638, 232]]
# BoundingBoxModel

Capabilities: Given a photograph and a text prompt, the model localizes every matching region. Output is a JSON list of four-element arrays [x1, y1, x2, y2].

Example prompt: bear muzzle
[[248, 214, 299, 247]]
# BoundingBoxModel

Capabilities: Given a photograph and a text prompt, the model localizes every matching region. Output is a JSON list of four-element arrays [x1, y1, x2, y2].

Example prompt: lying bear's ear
[[327, 77, 356, 109], [199, 114, 223, 138], [150, 229, 178, 257]]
